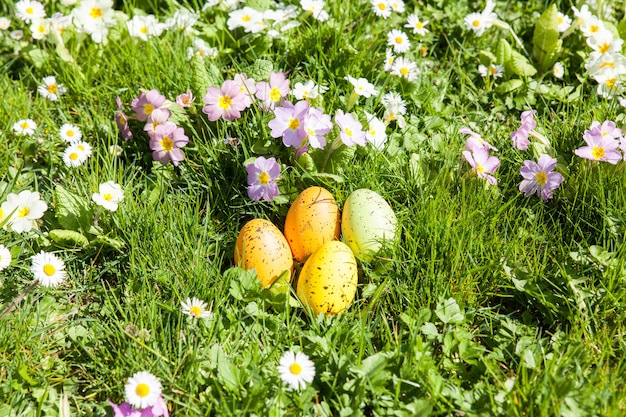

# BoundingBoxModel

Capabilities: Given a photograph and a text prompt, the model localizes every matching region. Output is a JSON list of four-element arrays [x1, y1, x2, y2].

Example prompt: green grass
[[1, 0, 626, 415]]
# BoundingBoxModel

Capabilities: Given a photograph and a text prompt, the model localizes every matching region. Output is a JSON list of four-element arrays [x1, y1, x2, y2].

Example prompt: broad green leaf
[[310, 143, 356, 175], [53, 184, 92, 232], [90, 235, 125, 251], [435, 297, 464, 324], [496, 38, 512, 67], [479, 50, 497, 67], [243, 58, 274, 81], [510, 50, 537, 77], [495, 79, 524, 94], [532, 4, 559, 71], [49, 229, 89, 248]]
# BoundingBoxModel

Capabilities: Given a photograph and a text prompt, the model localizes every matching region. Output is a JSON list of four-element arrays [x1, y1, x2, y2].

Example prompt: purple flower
[[459, 127, 498, 152], [233, 73, 257, 108], [587, 120, 623, 140], [115, 96, 133, 141], [176, 89, 195, 107], [268, 100, 309, 148], [255, 72, 290, 111], [462, 148, 500, 185], [246, 157, 280, 202], [335, 109, 366, 146], [511, 110, 537, 150], [574, 122, 622, 164], [131, 89, 167, 122], [149, 124, 189, 166], [108, 395, 169, 417], [519, 154, 564, 200], [143, 108, 174, 135], [302, 107, 332, 149], [202, 80, 248, 122]]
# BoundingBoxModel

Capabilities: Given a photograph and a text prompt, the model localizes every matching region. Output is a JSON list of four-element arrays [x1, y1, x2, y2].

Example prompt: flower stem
[[321, 137, 342, 173], [0, 281, 39, 318]]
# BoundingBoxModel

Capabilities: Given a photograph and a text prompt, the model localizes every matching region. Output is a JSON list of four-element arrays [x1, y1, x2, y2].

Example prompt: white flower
[[345, 75, 378, 97], [13, 119, 37, 136], [165, 9, 199, 32], [71, 0, 116, 43], [127, 14, 165, 40], [405, 13, 429, 36], [92, 181, 124, 211], [15, 0, 46, 23], [63, 143, 89, 167], [181, 297, 213, 319], [553, 62, 564, 79], [1, 190, 48, 233], [585, 52, 626, 81], [300, 0, 328, 21], [109, 145, 123, 156], [227, 7, 264, 33], [31, 251, 67, 287], [292, 80, 327, 100], [387, 29, 410, 54], [391, 56, 418, 81], [277, 351, 315, 390], [59, 124, 82, 143], [384, 48, 395, 71], [587, 30, 623, 56], [49, 12, 73, 36], [381, 91, 406, 115], [30, 18, 50, 40], [388, 0, 404, 13], [0, 244, 11, 271], [37, 76, 66, 101], [10, 30, 24, 40], [572, 4, 593, 26], [557, 12, 571, 32], [371, 0, 391, 19], [364, 112, 388, 150], [0, 17, 11, 30], [124, 371, 162, 409], [580, 15, 604, 38], [478, 63, 503, 78], [187, 38, 218, 60], [464, 0, 497, 36]]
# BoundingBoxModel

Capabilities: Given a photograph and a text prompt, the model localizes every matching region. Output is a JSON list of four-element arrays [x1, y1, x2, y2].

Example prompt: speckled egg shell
[[341, 189, 397, 261], [284, 186, 341, 262], [296, 240, 358, 316], [234, 219, 294, 289]]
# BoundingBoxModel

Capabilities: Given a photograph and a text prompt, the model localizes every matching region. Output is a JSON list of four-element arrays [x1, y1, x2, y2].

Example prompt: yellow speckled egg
[[284, 186, 341, 262], [342, 189, 397, 262], [296, 241, 358, 316], [234, 219, 294, 289]]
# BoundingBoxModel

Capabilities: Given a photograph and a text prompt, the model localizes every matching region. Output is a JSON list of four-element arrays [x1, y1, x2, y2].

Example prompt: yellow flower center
[[47, 84, 57, 93], [90, 7, 103, 19], [18, 206, 30, 218], [269, 87, 281, 102], [258, 171, 270, 185], [557, 17, 563, 24], [242, 14, 251, 22], [535, 171, 548, 186], [160, 137, 174, 152], [135, 383, 150, 398], [395, 36, 403, 44], [344, 127, 353, 137], [378, 3, 386, 10], [590, 25, 599, 33], [473, 20, 481, 27], [476, 162, 485, 174], [103, 193, 112, 201], [143, 103, 155, 115], [77, 144, 85, 151], [606, 78, 617, 89], [21, 122, 29, 129], [599, 61, 615, 69], [288, 118, 300, 130], [599, 43, 610, 54], [140, 26, 148, 34], [190, 306, 202, 317], [26, 7, 34, 14], [43, 264, 56, 276], [591, 146, 605, 159], [416, 22, 423, 29], [218, 95, 232, 110], [489, 66, 498, 75], [69, 152, 79, 161], [37, 24, 45, 33], [66, 130, 75, 138], [289, 363, 302, 375], [400, 67, 409, 76]]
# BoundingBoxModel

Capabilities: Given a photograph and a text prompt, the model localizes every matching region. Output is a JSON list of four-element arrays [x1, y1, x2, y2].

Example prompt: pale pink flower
[[255, 72, 290, 111], [149, 124, 189, 166], [246, 157, 280, 202], [202, 80, 248, 121], [268, 100, 309, 148], [335, 110, 366, 146], [132, 90, 167, 122], [519, 155, 564, 200], [462, 148, 500, 185]]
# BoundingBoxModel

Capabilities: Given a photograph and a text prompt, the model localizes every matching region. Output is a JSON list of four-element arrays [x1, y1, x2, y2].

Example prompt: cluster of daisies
[[109, 349, 315, 416], [461, 111, 626, 201]]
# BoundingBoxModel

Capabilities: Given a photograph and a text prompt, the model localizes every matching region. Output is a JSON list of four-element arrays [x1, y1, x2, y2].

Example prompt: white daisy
[[384, 48, 395, 72], [277, 351, 315, 390], [478, 63, 504, 78], [124, 371, 162, 409], [37, 76, 66, 101], [381, 91, 406, 115], [371, 0, 391, 19], [405, 13, 429, 36], [364, 112, 388, 150], [59, 124, 82, 143], [126, 14, 165, 41], [0, 190, 47, 234], [15, 0, 46, 23], [181, 297, 213, 319], [13, 119, 37, 136], [345, 75, 378, 97], [30, 18, 50, 40], [387, 29, 410, 54], [62, 143, 89, 167], [557, 12, 571, 33], [553, 62, 564, 79], [109, 145, 123, 156], [0, 244, 11, 272], [31, 251, 67, 287], [92, 181, 124, 211], [0, 17, 11, 30], [391, 56, 419, 81], [10, 30, 24, 40], [388, 0, 404, 13]]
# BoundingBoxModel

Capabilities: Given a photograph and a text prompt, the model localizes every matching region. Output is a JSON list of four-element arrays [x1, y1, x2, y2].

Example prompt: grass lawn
[[1, 0, 625, 415]]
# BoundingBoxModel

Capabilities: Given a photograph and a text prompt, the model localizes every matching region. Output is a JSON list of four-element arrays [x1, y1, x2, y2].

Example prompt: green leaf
[[310, 143, 356, 175], [510, 50, 537, 77], [53, 184, 93, 232], [479, 50, 497, 67], [48, 229, 89, 248], [435, 297, 464, 324], [532, 4, 559, 71], [496, 38, 512, 67], [90, 235, 125, 251], [495, 79, 524, 94], [242, 58, 274, 81]]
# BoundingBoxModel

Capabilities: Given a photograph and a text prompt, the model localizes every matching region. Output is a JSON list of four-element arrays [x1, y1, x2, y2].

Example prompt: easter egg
[[284, 186, 341, 262], [341, 189, 398, 261], [234, 219, 294, 289], [296, 241, 358, 316]]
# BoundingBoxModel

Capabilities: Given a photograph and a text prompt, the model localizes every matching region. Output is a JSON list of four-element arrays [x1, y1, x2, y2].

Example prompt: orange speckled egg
[[284, 186, 341, 262], [296, 241, 358, 316], [234, 219, 294, 289]]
